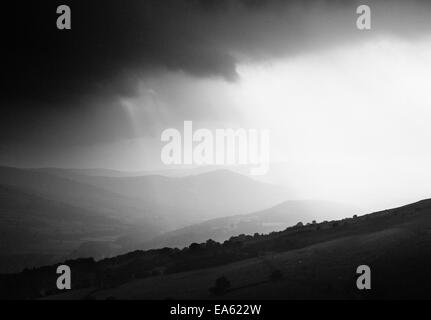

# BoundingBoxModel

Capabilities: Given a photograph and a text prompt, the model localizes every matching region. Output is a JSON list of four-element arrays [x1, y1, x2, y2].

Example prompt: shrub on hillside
[[209, 276, 231, 295], [270, 270, 283, 281]]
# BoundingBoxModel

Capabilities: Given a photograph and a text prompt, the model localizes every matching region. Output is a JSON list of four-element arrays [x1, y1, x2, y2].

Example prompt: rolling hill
[[0, 166, 161, 223], [0, 185, 128, 272], [41, 168, 289, 225], [2, 197, 431, 299], [0, 166, 289, 272]]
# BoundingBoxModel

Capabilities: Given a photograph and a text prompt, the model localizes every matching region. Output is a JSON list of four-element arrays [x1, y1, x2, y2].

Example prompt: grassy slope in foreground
[[5, 198, 431, 300]]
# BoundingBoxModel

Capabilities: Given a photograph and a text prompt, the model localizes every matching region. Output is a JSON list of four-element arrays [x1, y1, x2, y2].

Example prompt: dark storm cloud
[[2, 0, 238, 105], [3, 0, 431, 105], [2, 0, 431, 161]]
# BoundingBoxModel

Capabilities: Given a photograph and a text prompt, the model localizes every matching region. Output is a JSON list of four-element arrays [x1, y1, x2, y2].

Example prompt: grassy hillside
[[0, 184, 134, 272], [2, 198, 431, 299], [144, 200, 358, 249]]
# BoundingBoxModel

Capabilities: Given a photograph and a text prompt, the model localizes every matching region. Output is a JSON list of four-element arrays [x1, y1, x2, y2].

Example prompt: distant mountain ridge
[[35, 165, 245, 178], [35, 167, 289, 226], [0, 166, 289, 272]]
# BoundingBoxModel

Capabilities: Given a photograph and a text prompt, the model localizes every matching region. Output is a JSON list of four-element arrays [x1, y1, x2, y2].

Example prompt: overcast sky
[[2, 0, 431, 210]]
